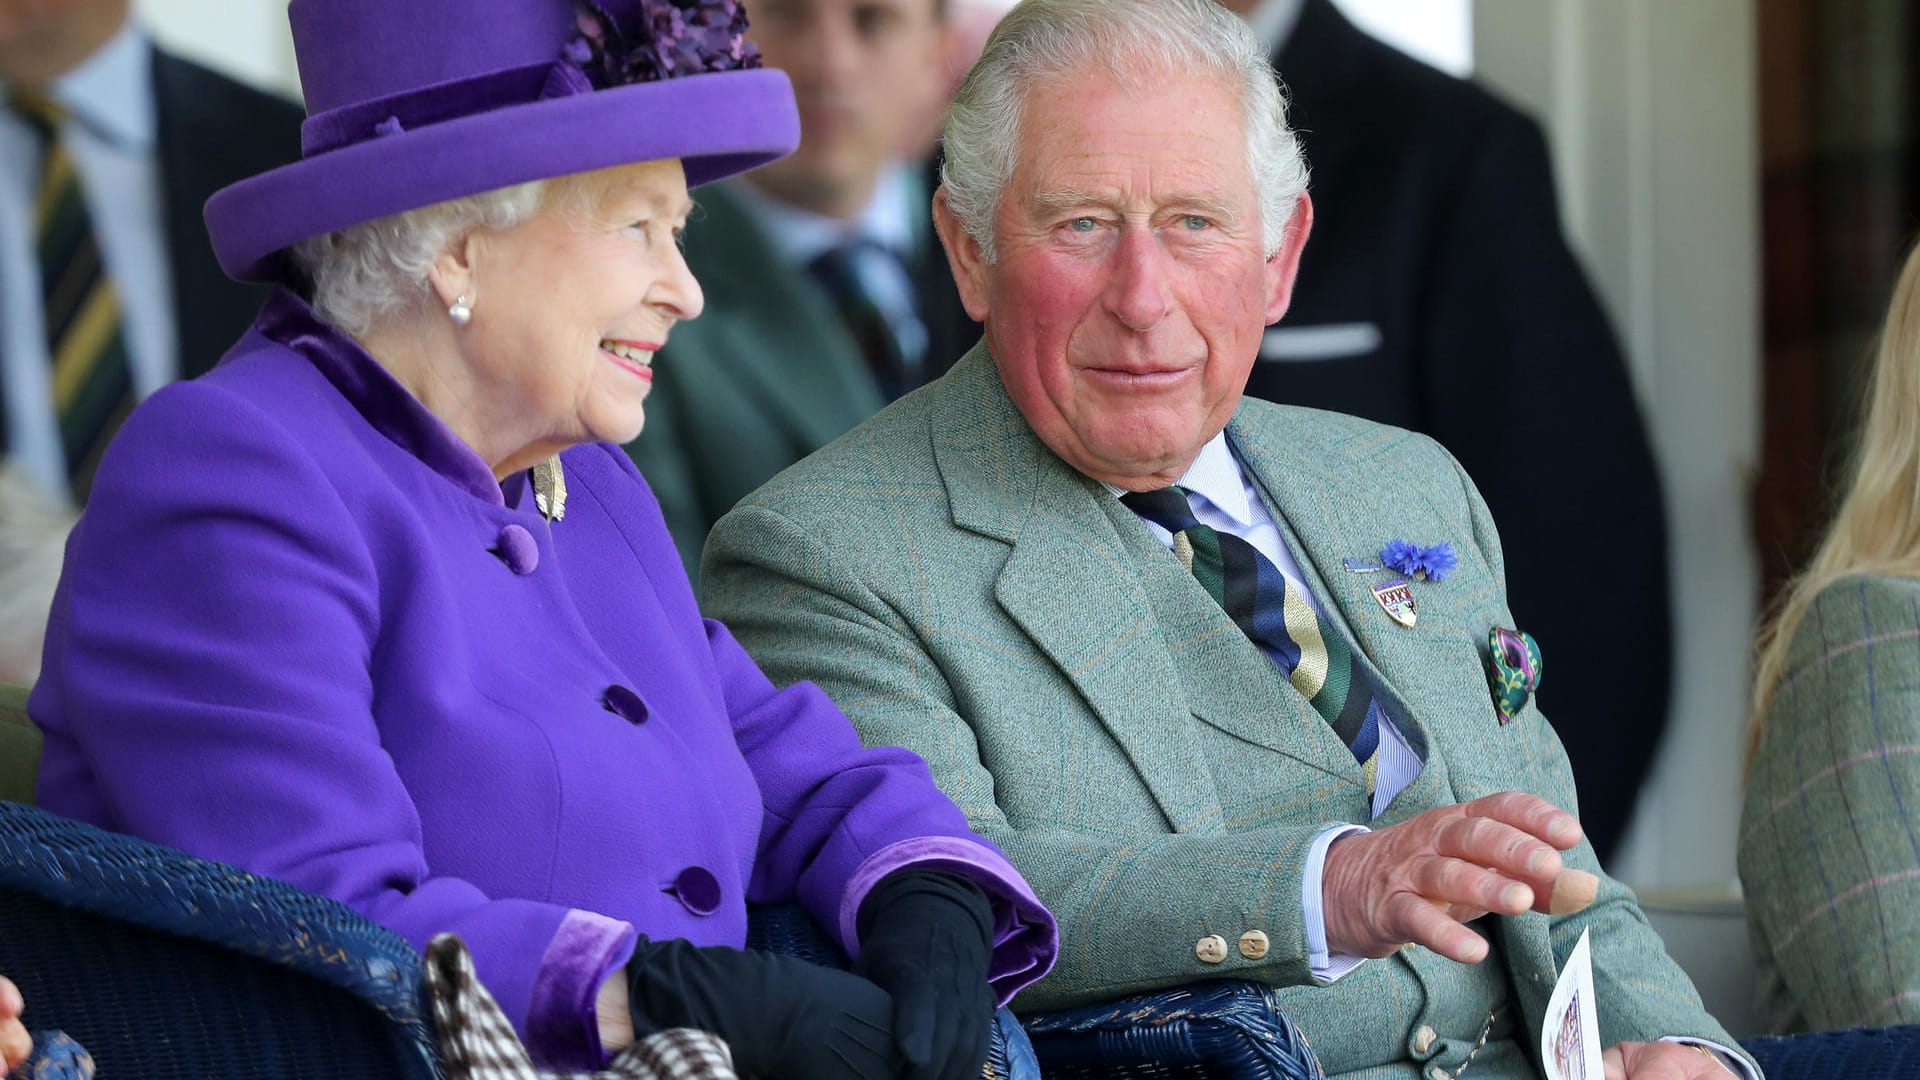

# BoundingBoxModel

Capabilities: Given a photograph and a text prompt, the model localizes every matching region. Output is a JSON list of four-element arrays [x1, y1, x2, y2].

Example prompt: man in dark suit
[[627, 0, 981, 573], [0, 0, 303, 677], [1218, 0, 1671, 863]]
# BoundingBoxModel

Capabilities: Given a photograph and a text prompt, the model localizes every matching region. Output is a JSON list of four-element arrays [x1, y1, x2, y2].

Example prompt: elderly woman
[[27, 1, 1054, 1075], [1743, 238, 1920, 1033]]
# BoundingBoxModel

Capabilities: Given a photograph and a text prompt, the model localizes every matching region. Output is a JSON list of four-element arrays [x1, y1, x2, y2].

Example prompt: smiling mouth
[[600, 339, 658, 379], [1083, 364, 1198, 385]]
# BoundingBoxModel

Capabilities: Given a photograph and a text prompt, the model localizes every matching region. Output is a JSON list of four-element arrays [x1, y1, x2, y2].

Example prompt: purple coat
[[31, 291, 1055, 1068]]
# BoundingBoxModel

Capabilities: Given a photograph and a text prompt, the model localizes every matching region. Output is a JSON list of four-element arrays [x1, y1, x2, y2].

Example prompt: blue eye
[[1069, 217, 1098, 233], [1183, 215, 1211, 230]]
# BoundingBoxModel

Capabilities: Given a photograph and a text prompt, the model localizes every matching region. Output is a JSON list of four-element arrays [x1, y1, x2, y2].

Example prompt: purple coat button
[[670, 865, 722, 916], [495, 524, 538, 575], [602, 684, 649, 724]]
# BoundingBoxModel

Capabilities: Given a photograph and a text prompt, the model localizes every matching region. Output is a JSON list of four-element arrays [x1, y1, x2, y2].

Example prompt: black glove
[[854, 869, 997, 1080], [625, 938, 898, 1079]]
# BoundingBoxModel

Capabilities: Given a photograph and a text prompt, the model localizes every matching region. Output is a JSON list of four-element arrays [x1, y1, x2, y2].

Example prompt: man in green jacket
[[705, 1, 1754, 1076], [626, 0, 981, 574]]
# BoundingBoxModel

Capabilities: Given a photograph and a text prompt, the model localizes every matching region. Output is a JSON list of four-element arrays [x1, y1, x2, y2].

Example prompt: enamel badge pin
[[1369, 578, 1417, 627]]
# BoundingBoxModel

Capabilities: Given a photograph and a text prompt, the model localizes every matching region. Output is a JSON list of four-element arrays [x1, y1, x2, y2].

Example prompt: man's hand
[[1604, 1040, 1735, 1078], [1321, 792, 1598, 962]]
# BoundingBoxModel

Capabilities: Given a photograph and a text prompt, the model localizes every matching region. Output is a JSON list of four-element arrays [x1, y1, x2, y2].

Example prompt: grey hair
[[291, 180, 551, 336], [940, 0, 1308, 261]]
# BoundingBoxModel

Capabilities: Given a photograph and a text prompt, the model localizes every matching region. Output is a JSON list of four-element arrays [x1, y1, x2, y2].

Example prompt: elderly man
[[705, 1, 1754, 1077]]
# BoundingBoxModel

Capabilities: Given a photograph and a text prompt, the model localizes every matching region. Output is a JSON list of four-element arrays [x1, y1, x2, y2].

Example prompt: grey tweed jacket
[[705, 344, 1747, 1078], [1742, 573, 1920, 1033]]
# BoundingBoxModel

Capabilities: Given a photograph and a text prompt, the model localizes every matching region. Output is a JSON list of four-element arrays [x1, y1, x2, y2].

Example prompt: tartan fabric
[[1121, 485, 1382, 795], [7, 89, 135, 504], [423, 935, 736, 1080], [1754, 1, 1920, 601], [1741, 573, 1920, 1034]]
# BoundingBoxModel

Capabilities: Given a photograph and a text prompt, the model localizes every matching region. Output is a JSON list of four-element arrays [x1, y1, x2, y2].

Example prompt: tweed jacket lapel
[[680, 183, 887, 448], [931, 346, 1246, 833]]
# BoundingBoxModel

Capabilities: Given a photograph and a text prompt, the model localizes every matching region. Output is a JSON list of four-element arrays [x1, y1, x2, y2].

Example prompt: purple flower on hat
[[1380, 539, 1457, 582], [569, 0, 762, 90]]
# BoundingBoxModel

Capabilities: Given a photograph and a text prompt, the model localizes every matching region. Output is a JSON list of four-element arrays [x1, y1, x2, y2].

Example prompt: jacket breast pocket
[[1258, 322, 1383, 363]]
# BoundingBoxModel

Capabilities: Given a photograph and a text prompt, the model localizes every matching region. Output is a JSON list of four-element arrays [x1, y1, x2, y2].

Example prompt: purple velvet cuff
[[523, 908, 639, 1069], [840, 836, 1058, 1007]]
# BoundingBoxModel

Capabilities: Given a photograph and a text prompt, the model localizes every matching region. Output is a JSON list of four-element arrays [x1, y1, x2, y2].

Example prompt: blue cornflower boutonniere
[[1380, 539, 1457, 582]]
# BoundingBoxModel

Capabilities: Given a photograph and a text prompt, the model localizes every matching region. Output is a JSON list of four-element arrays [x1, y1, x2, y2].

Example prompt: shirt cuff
[[1304, 822, 1371, 982], [1659, 1036, 1756, 1079]]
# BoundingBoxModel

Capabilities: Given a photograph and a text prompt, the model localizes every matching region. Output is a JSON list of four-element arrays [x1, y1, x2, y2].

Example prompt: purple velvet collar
[[255, 288, 520, 508]]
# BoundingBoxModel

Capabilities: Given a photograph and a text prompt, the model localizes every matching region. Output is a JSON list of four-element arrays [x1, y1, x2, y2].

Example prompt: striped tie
[[12, 89, 135, 503], [1123, 486, 1385, 796], [806, 240, 927, 401]]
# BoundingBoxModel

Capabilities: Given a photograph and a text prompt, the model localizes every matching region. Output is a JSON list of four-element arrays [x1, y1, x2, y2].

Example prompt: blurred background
[[132, 0, 1916, 915]]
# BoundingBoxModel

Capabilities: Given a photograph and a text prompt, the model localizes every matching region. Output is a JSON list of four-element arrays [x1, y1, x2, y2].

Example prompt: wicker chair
[[1018, 978, 1920, 1079], [1741, 1023, 1920, 1079], [0, 800, 441, 1078], [0, 799, 1041, 1079], [1019, 980, 1324, 1079]]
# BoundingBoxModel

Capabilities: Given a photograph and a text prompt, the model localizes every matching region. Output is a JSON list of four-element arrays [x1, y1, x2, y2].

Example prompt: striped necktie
[[806, 239, 927, 401], [1123, 485, 1385, 796], [11, 88, 135, 503]]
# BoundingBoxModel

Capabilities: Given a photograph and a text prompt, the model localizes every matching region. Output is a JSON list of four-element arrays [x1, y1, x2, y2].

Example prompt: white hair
[[291, 180, 550, 336], [940, 0, 1308, 262]]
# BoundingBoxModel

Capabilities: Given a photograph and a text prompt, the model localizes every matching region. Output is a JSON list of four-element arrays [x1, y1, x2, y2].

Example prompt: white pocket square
[[1260, 322, 1382, 362]]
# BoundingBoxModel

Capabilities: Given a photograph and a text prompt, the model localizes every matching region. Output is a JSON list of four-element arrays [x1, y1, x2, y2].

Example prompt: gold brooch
[[531, 455, 567, 522]]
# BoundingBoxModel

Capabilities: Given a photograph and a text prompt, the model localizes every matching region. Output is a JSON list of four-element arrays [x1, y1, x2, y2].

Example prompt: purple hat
[[205, 0, 799, 283]]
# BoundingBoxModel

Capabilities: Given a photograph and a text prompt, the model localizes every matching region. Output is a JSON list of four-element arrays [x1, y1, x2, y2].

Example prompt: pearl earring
[[449, 295, 473, 325]]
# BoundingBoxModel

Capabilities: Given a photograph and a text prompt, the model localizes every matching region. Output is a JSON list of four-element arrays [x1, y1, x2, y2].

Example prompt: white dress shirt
[[1112, 434, 1754, 1076], [0, 23, 174, 507]]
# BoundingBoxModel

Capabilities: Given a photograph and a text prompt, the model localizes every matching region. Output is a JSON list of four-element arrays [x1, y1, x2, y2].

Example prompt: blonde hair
[[1750, 239, 1920, 760]]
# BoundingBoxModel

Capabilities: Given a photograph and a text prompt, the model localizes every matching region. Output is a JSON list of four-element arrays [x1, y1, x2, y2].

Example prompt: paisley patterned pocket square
[[1487, 627, 1543, 724]]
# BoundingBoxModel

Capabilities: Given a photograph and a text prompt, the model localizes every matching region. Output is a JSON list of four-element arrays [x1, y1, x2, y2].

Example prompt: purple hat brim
[[205, 68, 799, 283]]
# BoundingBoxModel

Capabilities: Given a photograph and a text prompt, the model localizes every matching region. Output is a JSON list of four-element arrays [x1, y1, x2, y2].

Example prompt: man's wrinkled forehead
[[1009, 68, 1254, 204]]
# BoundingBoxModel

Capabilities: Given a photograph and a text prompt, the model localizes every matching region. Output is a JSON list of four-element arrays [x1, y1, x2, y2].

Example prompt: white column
[[1474, 0, 1762, 892]]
